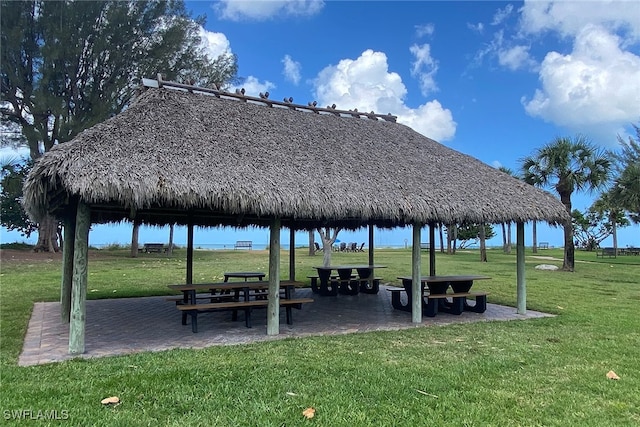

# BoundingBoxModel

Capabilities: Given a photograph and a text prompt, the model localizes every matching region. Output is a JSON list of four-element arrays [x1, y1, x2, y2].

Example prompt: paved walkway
[[19, 286, 552, 366]]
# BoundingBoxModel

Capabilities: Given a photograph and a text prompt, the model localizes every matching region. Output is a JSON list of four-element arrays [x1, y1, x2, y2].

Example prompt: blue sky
[[2, 0, 640, 248]]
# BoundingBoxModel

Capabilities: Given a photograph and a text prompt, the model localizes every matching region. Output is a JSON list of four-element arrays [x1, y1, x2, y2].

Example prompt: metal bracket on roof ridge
[[140, 75, 398, 122]]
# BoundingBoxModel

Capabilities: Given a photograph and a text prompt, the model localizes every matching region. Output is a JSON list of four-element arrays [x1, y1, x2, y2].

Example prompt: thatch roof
[[23, 84, 569, 230]]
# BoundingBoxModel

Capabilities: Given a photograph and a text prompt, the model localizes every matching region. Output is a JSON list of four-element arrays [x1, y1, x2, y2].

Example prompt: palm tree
[[521, 135, 612, 271]]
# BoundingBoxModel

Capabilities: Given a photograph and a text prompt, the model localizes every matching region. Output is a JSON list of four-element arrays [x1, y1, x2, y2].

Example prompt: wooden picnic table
[[223, 272, 266, 282], [392, 275, 491, 317], [313, 265, 386, 296], [167, 280, 310, 332]]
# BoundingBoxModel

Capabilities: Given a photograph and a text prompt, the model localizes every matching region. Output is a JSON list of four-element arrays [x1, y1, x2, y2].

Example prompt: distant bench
[[234, 240, 253, 250], [596, 247, 617, 258], [140, 243, 167, 253], [420, 242, 430, 250], [538, 242, 549, 250]]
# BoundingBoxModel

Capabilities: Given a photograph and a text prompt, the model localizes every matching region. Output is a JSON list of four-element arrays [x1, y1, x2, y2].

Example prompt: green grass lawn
[[1, 247, 639, 426]]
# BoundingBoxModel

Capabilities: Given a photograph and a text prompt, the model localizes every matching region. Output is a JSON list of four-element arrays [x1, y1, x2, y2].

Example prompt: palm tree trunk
[[501, 223, 507, 253], [168, 224, 174, 255], [130, 221, 140, 257], [438, 223, 444, 253], [560, 192, 575, 271], [479, 224, 487, 262], [506, 222, 512, 254], [532, 221, 538, 253]]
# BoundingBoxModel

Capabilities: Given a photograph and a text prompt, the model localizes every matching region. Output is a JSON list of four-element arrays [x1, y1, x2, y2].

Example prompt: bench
[[538, 242, 549, 250], [420, 242, 430, 250], [234, 240, 253, 250], [141, 243, 166, 253], [387, 287, 488, 317], [176, 298, 314, 332], [596, 247, 617, 258]]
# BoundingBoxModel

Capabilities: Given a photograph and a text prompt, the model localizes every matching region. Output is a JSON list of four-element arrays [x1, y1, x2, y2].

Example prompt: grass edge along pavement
[[1, 247, 639, 426]]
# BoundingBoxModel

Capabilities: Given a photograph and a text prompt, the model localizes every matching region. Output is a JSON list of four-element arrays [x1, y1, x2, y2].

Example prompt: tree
[[610, 124, 640, 224], [521, 136, 612, 271], [451, 224, 495, 250], [316, 227, 341, 267], [590, 192, 629, 250], [0, 160, 39, 239], [1, 0, 238, 251], [571, 206, 628, 251]]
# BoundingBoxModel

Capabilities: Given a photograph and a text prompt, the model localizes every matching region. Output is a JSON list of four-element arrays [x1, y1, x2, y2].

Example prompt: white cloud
[[492, 4, 514, 26], [198, 27, 232, 59], [215, 0, 324, 21], [519, 0, 640, 41], [313, 49, 456, 141], [231, 76, 276, 98], [498, 44, 536, 71], [410, 43, 439, 96], [522, 24, 640, 133], [282, 55, 301, 85], [491, 160, 503, 169], [415, 23, 435, 38], [467, 22, 484, 34]]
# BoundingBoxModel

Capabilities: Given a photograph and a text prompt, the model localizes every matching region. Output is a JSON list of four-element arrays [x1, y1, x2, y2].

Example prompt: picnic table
[[313, 265, 386, 296], [167, 280, 311, 332], [224, 272, 266, 282], [390, 275, 490, 317]]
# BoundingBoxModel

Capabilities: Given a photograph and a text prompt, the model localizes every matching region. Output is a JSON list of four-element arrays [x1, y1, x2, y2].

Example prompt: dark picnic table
[[313, 265, 386, 296], [392, 275, 490, 317]]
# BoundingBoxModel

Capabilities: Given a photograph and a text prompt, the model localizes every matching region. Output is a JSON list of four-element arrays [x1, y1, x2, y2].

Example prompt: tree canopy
[[610, 124, 640, 223], [0, 0, 238, 250], [1, 0, 237, 159]]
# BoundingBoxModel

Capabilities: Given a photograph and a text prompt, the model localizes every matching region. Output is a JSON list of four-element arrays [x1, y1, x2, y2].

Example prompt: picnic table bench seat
[[177, 298, 314, 332]]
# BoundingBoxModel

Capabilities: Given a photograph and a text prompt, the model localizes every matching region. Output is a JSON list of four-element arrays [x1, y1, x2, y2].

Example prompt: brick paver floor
[[19, 286, 552, 366]]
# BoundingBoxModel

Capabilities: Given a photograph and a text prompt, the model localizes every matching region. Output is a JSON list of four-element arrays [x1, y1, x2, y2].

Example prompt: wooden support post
[[516, 222, 526, 314], [412, 224, 422, 323], [186, 219, 194, 284], [61, 217, 75, 323], [429, 222, 436, 276], [267, 218, 281, 335], [69, 201, 90, 354], [289, 228, 295, 281]]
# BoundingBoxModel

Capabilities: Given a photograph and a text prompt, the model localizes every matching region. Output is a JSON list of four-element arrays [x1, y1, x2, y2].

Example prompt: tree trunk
[[308, 230, 315, 256], [501, 223, 507, 253], [317, 227, 340, 266], [438, 223, 444, 253], [506, 222, 512, 254], [560, 191, 575, 271], [168, 223, 174, 256], [612, 214, 618, 252], [33, 214, 60, 252], [532, 221, 538, 253], [130, 221, 140, 257], [479, 224, 487, 262]]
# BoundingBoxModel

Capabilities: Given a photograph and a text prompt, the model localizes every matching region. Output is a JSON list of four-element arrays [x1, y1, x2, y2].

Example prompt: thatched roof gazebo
[[23, 77, 569, 354]]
